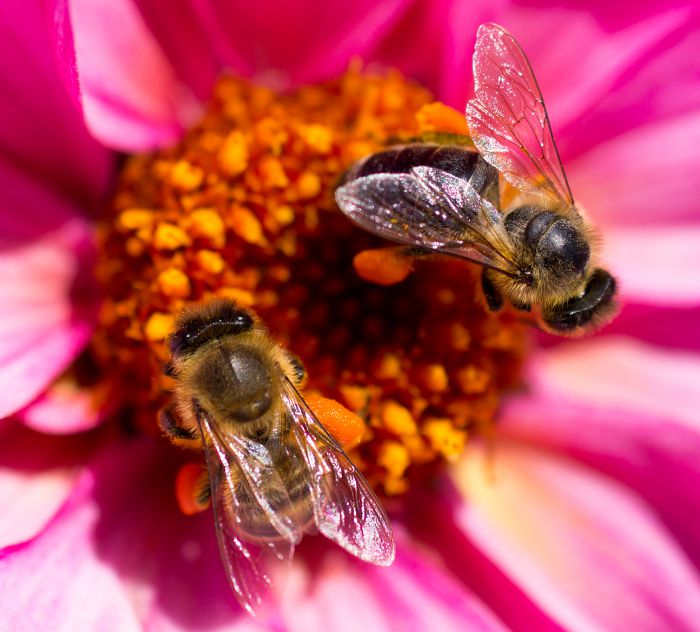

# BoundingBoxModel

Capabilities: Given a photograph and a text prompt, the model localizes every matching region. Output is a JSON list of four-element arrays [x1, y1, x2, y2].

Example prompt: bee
[[335, 23, 617, 335], [160, 298, 394, 616]]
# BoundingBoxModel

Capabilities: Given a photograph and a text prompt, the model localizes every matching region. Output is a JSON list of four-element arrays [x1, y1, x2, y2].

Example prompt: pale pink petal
[[283, 529, 507, 632], [569, 111, 700, 226], [63, 0, 202, 151], [0, 462, 143, 631], [602, 225, 700, 306], [0, 161, 97, 419], [0, 422, 88, 548], [528, 336, 700, 429], [500, 394, 700, 568], [19, 375, 118, 434], [452, 443, 700, 631], [0, 0, 111, 205]]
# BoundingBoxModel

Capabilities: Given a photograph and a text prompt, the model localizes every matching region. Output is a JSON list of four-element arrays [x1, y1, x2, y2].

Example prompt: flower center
[[94, 67, 528, 495]]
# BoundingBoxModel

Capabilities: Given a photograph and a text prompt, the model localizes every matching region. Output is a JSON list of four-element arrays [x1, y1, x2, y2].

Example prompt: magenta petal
[[528, 337, 700, 428], [0, 421, 88, 548], [569, 112, 700, 226], [451, 443, 700, 631], [283, 529, 507, 631], [0, 161, 97, 419], [0, 0, 111, 206], [500, 394, 700, 570], [603, 225, 700, 306], [148, 0, 416, 89], [561, 11, 700, 160], [61, 0, 202, 151]]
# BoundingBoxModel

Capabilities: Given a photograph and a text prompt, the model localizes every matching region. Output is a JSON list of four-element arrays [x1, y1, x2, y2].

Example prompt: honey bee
[[160, 298, 394, 616], [335, 23, 617, 335]]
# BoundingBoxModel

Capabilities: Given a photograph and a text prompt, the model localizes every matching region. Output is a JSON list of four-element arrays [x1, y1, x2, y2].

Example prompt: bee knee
[[159, 407, 199, 447]]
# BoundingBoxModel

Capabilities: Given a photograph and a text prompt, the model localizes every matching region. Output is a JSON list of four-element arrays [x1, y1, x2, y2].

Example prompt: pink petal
[[561, 11, 700, 161], [601, 304, 700, 351], [602, 224, 700, 307], [528, 336, 700, 429], [283, 529, 507, 632], [0, 457, 144, 631], [451, 442, 700, 631], [19, 375, 118, 434], [0, 0, 111, 206], [185, 0, 410, 86], [500, 394, 700, 570], [0, 161, 97, 419], [0, 421, 88, 548], [569, 111, 700, 226], [62, 0, 202, 151]]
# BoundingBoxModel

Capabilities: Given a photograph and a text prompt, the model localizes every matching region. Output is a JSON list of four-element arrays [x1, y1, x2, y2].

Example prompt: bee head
[[169, 299, 254, 359], [524, 210, 590, 280], [542, 268, 618, 334]]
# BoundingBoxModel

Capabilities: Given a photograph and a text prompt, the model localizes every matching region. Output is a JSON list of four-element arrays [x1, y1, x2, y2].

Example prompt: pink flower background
[[1, 0, 699, 630]]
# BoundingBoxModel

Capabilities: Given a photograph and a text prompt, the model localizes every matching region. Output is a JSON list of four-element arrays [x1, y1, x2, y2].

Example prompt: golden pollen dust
[[94, 67, 528, 496]]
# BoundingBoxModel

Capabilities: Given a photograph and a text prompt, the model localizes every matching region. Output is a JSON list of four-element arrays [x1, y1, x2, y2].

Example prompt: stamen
[[94, 67, 528, 497]]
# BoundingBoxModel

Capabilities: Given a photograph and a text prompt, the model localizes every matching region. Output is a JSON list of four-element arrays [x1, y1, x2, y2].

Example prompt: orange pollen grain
[[94, 68, 528, 496]]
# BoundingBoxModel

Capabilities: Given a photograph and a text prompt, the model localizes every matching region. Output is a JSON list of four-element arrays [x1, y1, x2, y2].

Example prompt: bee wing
[[197, 410, 300, 617], [466, 23, 574, 206], [336, 166, 522, 278], [280, 378, 395, 566]]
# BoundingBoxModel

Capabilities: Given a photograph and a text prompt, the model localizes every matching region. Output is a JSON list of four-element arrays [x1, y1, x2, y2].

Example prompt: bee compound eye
[[532, 216, 590, 277]]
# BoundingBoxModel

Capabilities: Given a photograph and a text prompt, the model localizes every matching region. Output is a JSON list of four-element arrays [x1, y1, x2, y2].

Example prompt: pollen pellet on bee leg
[[305, 393, 366, 450], [175, 462, 211, 515], [353, 248, 413, 286]]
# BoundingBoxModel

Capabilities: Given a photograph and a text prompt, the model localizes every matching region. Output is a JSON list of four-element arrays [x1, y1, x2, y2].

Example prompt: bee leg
[[353, 246, 413, 286], [511, 300, 531, 312], [287, 354, 306, 387], [481, 269, 504, 312], [175, 462, 211, 515], [159, 406, 200, 449]]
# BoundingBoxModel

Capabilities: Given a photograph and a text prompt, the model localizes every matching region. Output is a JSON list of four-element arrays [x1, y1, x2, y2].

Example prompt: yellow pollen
[[423, 418, 467, 461], [153, 223, 191, 250], [188, 208, 226, 246], [118, 208, 154, 230], [417, 364, 449, 393], [94, 68, 528, 495], [379, 400, 417, 435], [416, 102, 471, 136], [229, 206, 267, 245], [218, 130, 249, 176], [170, 160, 204, 191], [296, 172, 322, 200], [144, 312, 175, 341], [196, 250, 225, 275], [157, 267, 191, 298]]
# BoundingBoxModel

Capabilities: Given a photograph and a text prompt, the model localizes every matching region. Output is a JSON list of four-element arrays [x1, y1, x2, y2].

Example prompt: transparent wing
[[466, 23, 574, 205], [279, 378, 395, 566], [197, 410, 300, 618], [336, 166, 522, 278]]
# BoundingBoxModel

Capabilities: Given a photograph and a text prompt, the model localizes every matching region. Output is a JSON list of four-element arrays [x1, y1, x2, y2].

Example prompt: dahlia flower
[[1, 0, 700, 630]]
